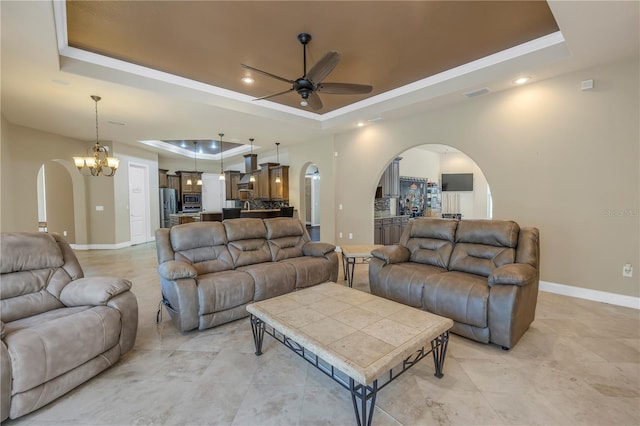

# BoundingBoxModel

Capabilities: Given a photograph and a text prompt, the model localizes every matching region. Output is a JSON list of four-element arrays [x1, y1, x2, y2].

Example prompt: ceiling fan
[[241, 33, 373, 111]]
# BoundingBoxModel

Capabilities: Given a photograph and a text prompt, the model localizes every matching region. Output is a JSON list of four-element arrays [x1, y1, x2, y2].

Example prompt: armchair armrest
[[303, 242, 336, 257], [0, 321, 5, 340], [371, 245, 410, 265], [488, 263, 538, 287], [157, 260, 197, 281], [59, 276, 132, 306]]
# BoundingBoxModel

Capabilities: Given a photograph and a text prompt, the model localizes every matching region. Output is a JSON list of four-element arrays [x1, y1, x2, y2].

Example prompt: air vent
[[463, 87, 491, 98]]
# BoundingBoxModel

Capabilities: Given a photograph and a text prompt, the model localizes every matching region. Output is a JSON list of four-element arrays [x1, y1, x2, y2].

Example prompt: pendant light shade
[[249, 138, 256, 183], [219, 133, 226, 181], [275, 142, 281, 183]]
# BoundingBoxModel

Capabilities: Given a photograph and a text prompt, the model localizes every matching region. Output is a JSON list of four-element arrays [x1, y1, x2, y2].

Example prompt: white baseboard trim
[[540, 280, 640, 310]]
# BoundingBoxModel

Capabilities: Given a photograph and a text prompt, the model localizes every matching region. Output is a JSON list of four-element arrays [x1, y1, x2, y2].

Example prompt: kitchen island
[[200, 209, 284, 222]]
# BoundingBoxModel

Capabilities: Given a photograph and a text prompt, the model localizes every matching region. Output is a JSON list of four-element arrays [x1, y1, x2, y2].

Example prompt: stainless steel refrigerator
[[159, 188, 177, 228]]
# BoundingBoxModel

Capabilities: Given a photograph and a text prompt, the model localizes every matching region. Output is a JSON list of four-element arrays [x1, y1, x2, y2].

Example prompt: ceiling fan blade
[[253, 87, 294, 101], [241, 64, 294, 84], [307, 91, 323, 110], [317, 82, 373, 94], [306, 51, 341, 83]]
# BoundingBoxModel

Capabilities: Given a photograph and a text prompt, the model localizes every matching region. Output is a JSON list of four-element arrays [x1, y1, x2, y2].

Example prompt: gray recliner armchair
[[0, 232, 138, 421]]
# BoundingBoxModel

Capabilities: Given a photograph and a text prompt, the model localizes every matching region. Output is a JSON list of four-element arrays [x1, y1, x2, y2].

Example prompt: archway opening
[[304, 164, 320, 241], [37, 161, 76, 242], [374, 144, 491, 245]]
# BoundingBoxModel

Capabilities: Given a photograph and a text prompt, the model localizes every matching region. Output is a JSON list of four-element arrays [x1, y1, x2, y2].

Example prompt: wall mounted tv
[[441, 173, 473, 191]]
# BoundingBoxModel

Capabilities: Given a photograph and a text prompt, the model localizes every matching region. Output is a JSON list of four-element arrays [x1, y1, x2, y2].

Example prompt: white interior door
[[129, 163, 149, 245]]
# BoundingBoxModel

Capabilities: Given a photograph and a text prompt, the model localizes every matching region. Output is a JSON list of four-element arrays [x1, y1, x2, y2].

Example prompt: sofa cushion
[[224, 219, 272, 267], [423, 271, 489, 328], [224, 218, 267, 241], [370, 262, 446, 308], [0, 232, 63, 274], [196, 270, 254, 315], [170, 222, 234, 274], [455, 220, 519, 248], [4, 306, 121, 394], [279, 256, 333, 289], [401, 218, 458, 244], [238, 262, 296, 301], [264, 218, 308, 261], [449, 243, 516, 277]]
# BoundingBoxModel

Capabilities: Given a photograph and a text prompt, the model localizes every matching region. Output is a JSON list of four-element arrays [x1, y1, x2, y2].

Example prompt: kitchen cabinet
[[167, 174, 180, 194], [375, 215, 410, 245], [269, 165, 289, 200], [380, 158, 401, 198], [255, 163, 279, 200], [176, 171, 202, 194], [224, 170, 241, 200], [159, 169, 169, 188]]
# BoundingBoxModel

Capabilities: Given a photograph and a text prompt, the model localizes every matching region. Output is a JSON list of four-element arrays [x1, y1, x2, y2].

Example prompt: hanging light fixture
[[73, 95, 120, 177], [218, 133, 226, 181], [187, 141, 202, 186], [249, 138, 256, 183], [275, 142, 281, 183]]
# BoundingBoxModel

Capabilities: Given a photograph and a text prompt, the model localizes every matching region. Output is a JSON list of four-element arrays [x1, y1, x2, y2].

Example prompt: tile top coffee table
[[341, 244, 383, 287], [246, 282, 453, 426]]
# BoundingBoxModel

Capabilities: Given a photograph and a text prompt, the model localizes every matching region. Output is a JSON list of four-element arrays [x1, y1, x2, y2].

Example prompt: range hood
[[238, 153, 258, 184], [238, 173, 252, 184]]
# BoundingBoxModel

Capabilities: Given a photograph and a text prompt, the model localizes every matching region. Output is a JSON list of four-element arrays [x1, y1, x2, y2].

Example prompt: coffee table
[[341, 245, 383, 287], [246, 282, 453, 426]]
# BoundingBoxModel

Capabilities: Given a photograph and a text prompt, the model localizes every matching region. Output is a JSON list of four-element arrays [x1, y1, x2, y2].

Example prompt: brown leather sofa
[[369, 218, 539, 349], [0, 232, 138, 421], [155, 217, 339, 332]]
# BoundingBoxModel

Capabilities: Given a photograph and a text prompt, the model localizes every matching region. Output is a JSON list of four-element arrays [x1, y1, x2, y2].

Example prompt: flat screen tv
[[441, 173, 473, 191]]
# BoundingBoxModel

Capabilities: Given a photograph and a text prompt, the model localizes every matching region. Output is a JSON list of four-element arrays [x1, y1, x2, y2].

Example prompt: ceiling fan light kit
[[241, 33, 372, 111]]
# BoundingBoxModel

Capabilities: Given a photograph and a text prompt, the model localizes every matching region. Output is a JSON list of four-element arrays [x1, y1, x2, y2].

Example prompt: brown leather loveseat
[[368, 218, 539, 349], [0, 232, 138, 421], [155, 217, 338, 332]]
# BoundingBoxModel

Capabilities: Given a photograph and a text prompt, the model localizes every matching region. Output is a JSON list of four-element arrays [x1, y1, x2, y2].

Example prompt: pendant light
[[187, 141, 202, 186], [249, 138, 256, 183], [218, 133, 225, 181], [73, 95, 120, 177], [275, 142, 281, 183]]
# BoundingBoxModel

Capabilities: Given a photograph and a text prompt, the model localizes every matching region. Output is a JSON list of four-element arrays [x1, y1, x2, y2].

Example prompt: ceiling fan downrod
[[297, 33, 312, 78]]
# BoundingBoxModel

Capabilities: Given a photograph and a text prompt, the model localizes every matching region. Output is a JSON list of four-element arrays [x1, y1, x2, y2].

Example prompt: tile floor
[[6, 242, 639, 426]]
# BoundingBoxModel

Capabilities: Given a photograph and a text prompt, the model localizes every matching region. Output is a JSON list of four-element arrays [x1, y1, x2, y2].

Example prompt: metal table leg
[[350, 378, 378, 426], [250, 315, 265, 356]]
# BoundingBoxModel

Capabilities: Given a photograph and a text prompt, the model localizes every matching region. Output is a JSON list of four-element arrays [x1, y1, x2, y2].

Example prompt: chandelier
[[186, 141, 202, 186], [73, 95, 120, 177], [219, 133, 225, 181]]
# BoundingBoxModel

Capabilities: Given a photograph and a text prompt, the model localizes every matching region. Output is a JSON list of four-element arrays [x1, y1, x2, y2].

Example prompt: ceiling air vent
[[463, 87, 491, 98]]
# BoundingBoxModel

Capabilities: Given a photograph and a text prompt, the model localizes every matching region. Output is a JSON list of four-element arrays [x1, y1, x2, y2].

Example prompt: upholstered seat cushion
[[279, 256, 334, 289], [196, 270, 254, 315], [370, 262, 446, 308], [423, 271, 489, 328], [237, 262, 296, 301], [4, 306, 121, 394]]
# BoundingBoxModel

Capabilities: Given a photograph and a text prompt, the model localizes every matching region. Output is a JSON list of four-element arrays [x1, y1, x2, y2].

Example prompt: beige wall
[[44, 161, 76, 242], [399, 147, 440, 180], [440, 152, 490, 219], [333, 56, 639, 298]]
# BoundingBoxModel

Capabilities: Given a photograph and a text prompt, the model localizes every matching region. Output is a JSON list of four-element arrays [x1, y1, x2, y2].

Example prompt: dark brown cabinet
[[159, 169, 169, 188], [269, 165, 289, 200], [176, 171, 202, 194], [379, 157, 401, 198], [255, 163, 279, 200], [375, 216, 410, 245], [224, 170, 241, 200]]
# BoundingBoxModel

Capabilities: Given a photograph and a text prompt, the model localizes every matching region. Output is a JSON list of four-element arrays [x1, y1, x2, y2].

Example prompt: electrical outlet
[[63, 231, 67, 237], [96, 205, 104, 211], [339, 232, 343, 238], [339, 204, 343, 210], [623, 264, 633, 277], [349, 233, 353, 240]]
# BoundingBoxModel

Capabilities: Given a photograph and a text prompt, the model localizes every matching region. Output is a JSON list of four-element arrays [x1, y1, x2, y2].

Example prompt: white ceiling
[[1, 1, 638, 161]]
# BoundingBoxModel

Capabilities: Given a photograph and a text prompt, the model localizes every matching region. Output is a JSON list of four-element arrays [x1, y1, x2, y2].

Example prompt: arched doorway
[[37, 161, 76, 242], [303, 163, 321, 241], [374, 144, 492, 244]]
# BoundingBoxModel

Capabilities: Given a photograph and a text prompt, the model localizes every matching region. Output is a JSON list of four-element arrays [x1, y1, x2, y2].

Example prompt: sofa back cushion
[[0, 233, 74, 322], [400, 219, 458, 268], [264, 218, 309, 261], [169, 222, 234, 274], [449, 220, 519, 276], [224, 218, 272, 267]]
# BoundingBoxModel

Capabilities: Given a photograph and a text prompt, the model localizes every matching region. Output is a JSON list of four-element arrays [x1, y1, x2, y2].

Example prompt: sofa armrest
[[303, 242, 336, 257], [488, 263, 538, 287], [0, 321, 5, 340], [158, 260, 197, 280], [59, 277, 132, 306], [371, 245, 410, 265]]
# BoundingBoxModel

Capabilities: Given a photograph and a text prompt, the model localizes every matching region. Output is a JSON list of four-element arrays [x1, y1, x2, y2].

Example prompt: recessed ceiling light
[[241, 77, 254, 84], [513, 76, 531, 85], [357, 121, 365, 127]]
